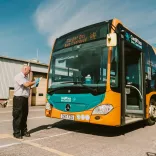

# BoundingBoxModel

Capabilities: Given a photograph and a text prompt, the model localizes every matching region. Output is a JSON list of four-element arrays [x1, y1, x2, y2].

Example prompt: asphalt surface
[[0, 106, 156, 156]]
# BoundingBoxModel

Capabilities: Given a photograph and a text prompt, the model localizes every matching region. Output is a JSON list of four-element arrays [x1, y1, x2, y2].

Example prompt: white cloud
[[34, 0, 156, 47]]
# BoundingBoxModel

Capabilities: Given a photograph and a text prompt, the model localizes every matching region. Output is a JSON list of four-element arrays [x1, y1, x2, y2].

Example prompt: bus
[[45, 18, 156, 126]]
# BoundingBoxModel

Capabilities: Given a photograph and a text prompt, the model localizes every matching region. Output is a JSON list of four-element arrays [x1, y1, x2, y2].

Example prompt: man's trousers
[[12, 96, 28, 136]]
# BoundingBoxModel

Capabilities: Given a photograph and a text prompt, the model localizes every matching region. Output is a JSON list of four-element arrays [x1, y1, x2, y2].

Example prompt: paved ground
[[0, 106, 156, 156]]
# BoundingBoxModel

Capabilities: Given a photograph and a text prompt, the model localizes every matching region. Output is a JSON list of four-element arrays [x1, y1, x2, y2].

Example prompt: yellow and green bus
[[45, 18, 156, 126]]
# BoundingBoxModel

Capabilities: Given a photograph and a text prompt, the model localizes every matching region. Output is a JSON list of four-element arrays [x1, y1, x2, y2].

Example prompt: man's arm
[[15, 75, 39, 88], [23, 81, 35, 87], [23, 78, 40, 88]]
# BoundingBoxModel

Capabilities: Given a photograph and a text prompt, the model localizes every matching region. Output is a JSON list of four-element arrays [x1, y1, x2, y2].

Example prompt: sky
[[0, 0, 156, 64]]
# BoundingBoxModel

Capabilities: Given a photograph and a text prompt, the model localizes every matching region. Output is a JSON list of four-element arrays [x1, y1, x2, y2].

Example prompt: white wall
[[30, 63, 48, 73]]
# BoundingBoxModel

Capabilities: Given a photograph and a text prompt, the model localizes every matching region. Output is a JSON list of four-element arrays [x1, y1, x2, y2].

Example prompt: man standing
[[13, 65, 39, 139]]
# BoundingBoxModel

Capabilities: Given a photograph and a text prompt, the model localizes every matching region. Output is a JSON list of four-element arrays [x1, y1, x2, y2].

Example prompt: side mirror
[[106, 33, 117, 47]]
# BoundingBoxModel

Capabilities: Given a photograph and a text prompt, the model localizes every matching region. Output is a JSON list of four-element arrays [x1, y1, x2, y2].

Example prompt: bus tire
[[146, 99, 156, 126]]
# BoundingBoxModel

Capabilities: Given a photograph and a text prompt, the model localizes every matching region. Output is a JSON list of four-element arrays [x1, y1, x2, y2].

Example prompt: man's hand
[[35, 78, 40, 84], [34, 78, 40, 87]]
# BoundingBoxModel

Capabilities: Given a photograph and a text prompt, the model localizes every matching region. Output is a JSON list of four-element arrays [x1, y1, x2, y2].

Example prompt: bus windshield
[[49, 39, 108, 88]]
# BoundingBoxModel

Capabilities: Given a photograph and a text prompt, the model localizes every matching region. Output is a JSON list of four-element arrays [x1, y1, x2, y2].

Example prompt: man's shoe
[[23, 131, 31, 137], [13, 135, 23, 139]]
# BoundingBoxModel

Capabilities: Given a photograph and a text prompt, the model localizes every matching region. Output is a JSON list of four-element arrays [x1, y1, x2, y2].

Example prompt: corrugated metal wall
[[0, 57, 48, 99], [0, 58, 23, 99]]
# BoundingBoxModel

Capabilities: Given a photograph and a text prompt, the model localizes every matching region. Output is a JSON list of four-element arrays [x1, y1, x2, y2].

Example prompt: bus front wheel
[[146, 99, 156, 126]]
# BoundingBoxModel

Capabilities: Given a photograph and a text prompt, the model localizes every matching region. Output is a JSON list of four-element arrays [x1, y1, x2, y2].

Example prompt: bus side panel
[[146, 92, 156, 118], [145, 45, 156, 119]]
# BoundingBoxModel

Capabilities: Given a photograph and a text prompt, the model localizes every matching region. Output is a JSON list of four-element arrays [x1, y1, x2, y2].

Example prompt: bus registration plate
[[61, 114, 74, 120]]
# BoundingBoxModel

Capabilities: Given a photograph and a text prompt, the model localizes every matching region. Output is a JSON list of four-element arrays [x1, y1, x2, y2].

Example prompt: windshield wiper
[[59, 81, 98, 95]]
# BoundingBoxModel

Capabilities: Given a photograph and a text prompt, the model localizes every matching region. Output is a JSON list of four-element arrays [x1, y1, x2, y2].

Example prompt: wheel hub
[[149, 105, 156, 118]]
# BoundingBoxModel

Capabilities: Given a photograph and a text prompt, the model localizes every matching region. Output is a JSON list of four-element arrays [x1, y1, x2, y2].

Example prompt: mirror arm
[[110, 24, 119, 34]]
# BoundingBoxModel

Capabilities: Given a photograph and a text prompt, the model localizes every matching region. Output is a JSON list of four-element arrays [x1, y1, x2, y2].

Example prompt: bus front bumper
[[45, 106, 121, 126]]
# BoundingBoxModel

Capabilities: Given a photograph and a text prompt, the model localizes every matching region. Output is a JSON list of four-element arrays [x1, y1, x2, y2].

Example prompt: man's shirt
[[14, 72, 30, 98]]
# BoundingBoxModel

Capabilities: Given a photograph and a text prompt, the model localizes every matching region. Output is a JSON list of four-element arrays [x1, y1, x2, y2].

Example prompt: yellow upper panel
[[152, 47, 156, 55]]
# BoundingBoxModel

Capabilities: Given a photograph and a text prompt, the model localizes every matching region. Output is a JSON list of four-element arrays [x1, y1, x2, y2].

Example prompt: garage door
[[31, 73, 47, 106], [7, 89, 14, 106]]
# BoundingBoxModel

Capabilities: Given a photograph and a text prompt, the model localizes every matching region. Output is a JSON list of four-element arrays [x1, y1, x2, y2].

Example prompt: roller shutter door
[[31, 73, 47, 106]]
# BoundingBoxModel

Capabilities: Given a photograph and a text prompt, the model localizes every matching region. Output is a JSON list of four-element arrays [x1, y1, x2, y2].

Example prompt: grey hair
[[22, 64, 30, 70]]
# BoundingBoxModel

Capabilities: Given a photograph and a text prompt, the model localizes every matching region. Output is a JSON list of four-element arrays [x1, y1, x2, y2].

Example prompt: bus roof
[[56, 19, 112, 40]]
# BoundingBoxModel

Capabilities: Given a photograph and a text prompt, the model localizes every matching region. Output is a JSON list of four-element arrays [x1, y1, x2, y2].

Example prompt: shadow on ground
[[29, 119, 147, 137]]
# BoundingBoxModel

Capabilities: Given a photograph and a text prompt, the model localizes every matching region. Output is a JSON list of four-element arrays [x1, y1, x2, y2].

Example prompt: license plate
[[61, 114, 74, 120]]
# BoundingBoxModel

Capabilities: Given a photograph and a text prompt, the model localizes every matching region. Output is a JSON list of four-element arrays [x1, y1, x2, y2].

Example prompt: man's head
[[22, 64, 31, 76]]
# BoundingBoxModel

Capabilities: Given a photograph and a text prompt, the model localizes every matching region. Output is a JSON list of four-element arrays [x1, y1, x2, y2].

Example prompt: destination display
[[64, 32, 96, 48], [54, 23, 108, 51]]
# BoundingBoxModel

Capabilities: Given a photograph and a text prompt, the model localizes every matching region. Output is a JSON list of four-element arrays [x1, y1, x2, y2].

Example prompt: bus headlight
[[45, 102, 52, 117], [46, 102, 51, 110], [92, 104, 113, 115]]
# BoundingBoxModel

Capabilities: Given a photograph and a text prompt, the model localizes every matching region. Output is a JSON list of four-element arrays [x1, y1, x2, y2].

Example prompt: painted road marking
[[26, 131, 73, 142], [0, 131, 73, 141], [24, 141, 73, 156], [0, 131, 74, 156], [0, 116, 46, 123], [0, 143, 21, 149], [0, 109, 44, 114]]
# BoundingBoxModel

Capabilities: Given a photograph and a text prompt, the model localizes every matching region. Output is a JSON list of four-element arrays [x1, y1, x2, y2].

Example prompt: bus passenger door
[[124, 43, 144, 123]]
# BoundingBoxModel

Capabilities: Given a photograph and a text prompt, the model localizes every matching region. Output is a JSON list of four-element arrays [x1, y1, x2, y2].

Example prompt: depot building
[[0, 56, 48, 106]]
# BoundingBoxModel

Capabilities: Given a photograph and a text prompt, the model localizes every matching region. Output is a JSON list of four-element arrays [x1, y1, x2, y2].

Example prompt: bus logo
[[125, 32, 142, 49], [66, 104, 71, 111], [61, 97, 71, 102]]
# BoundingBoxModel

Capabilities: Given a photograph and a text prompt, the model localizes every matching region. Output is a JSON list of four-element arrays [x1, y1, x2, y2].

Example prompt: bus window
[[50, 39, 108, 87], [149, 46, 156, 89], [100, 47, 108, 83]]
